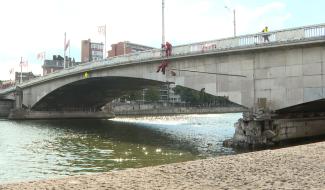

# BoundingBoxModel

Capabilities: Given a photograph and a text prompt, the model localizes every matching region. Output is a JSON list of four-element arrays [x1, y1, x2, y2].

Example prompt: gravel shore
[[1, 141, 325, 190]]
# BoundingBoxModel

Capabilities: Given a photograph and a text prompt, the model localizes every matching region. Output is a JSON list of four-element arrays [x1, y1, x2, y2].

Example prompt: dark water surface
[[0, 113, 241, 183]]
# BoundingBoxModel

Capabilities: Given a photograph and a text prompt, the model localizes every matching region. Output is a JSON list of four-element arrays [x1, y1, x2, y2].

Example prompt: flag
[[98, 25, 106, 35], [64, 39, 70, 51], [37, 52, 45, 60], [9, 68, 14, 74], [20, 60, 28, 67]]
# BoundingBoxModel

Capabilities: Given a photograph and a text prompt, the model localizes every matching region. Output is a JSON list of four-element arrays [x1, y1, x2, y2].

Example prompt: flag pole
[[104, 24, 107, 59], [64, 32, 66, 69], [68, 39, 71, 67], [162, 0, 165, 46], [20, 57, 22, 83]]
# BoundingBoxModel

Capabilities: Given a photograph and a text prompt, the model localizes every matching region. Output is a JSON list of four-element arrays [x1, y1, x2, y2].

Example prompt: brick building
[[81, 39, 104, 62], [108, 41, 154, 57]]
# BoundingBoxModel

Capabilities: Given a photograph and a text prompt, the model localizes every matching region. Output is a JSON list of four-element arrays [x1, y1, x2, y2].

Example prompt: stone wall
[[112, 103, 246, 116], [0, 100, 14, 117]]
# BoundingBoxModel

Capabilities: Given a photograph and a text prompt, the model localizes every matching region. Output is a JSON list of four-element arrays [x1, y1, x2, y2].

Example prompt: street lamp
[[162, 0, 165, 46], [225, 6, 236, 37]]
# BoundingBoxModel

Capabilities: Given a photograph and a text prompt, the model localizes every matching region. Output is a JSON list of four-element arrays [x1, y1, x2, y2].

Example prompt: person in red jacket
[[156, 60, 169, 74], [165, 42, 172, 56]]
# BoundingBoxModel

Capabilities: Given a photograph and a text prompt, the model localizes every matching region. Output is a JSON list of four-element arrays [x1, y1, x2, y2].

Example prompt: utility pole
[[104, 24, 107, 58], [20, 57, 23, 84], [225, 6, 236, 37], [233, 9, 236, 37], [64, 32, 66, 69], [123, 41, 126, 55], [162, 0, 165, 46]]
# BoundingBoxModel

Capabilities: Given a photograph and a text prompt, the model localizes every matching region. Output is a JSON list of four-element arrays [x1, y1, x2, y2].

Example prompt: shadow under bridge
[[32, 77, 164, 111]]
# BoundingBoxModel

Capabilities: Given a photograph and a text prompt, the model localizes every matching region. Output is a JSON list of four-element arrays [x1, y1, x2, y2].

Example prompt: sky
[[0, 0, 324, 80]]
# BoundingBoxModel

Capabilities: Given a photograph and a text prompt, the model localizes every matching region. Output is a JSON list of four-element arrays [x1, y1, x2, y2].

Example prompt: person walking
[[262, 26, 270, 42]]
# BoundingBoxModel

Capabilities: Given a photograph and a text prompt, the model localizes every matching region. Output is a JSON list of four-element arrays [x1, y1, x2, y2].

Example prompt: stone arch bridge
[[1, 24, 325, 146]]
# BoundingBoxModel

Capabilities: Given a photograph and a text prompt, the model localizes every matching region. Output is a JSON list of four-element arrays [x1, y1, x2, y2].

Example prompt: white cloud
[[236, 1, 291, 34]]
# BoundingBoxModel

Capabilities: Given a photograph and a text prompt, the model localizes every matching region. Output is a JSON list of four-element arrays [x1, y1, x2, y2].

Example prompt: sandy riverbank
[[1, 141, 325, 189]]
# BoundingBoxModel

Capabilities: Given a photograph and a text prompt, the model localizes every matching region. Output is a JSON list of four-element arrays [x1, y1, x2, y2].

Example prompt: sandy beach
[[1, 141, 325, 190]]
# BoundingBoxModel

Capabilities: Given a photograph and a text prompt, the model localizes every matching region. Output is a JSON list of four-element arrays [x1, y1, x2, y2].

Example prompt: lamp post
[[225, 6, 236, 37], [162, 0, 165, 46], [20, 57, 23, 84]]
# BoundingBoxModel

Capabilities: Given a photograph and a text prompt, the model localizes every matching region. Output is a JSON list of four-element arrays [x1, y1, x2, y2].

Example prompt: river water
[[0, 113, 242, 183]]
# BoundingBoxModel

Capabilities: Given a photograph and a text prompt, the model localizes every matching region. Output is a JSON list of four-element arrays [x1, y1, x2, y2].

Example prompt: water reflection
[[0, 113, 241, 183]]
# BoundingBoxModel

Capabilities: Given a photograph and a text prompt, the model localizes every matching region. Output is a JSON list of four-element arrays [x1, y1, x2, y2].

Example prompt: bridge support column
[[14, 86, 23, 109], [0, 100, 14, 118], [224, 109, 325, 148], [224, 109, 275, 148]]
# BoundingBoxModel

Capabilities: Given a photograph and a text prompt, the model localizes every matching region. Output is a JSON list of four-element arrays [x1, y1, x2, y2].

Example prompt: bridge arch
[[31, 76, 165, 111]]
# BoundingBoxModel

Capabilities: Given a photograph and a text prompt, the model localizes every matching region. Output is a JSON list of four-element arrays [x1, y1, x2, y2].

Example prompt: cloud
[[236, 1, 291, 34]]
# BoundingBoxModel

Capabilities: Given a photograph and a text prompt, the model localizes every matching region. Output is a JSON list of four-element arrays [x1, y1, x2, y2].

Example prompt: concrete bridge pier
[[225, 108, 325, 148], [224, 109, 275, 148], [0, 100, 14, 118], [15, 86, 23, 109]]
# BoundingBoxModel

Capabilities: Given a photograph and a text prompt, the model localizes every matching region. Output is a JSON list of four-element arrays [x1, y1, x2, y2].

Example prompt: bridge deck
[[1, 23, 325, 95]]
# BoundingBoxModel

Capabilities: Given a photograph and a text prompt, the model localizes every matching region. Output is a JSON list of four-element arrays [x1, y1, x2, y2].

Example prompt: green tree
[[173, 86, 200, 104], [120, 90, 142, 102], [145, 87, 160, 102], [173, 85, 234, 106]]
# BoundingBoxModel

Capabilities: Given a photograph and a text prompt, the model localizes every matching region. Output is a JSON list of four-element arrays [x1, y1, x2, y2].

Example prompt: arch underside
[[32, 77, 165, 111]]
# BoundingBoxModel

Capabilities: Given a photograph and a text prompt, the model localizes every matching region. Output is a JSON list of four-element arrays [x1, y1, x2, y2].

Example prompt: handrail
[[1, 23, 325, 94]]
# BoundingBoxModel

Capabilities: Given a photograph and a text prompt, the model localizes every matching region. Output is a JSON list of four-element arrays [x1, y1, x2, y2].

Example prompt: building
[[159, 83, 182, 103], [42, 55, 79, 76], [15, 72, 39, 83], [81, 39, 104, 62], [0, 80, 15, 89], [108, 41, 155, 57]]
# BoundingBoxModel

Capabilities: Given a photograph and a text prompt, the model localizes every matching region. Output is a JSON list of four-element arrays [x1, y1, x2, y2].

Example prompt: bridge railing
[[171, 23, 325, 56], [304, 25, 325, 38]]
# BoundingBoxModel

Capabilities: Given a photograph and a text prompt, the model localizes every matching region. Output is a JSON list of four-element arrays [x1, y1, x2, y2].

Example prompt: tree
[[145, 86, 160, 102], [120, 90, 142, 102], [173, 85, 234, 106]]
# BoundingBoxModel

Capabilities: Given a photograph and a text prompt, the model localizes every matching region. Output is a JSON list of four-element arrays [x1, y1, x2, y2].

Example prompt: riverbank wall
[[112, 103, 246, 116], [0, 100, 14, 117], [8, 109, 115, 120]]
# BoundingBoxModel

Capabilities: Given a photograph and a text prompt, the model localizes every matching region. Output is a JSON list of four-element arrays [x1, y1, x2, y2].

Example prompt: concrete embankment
[[113, 104, 246, 116], [8, 109, 115, 120], [1, 141, 325, 189], [0, 100, 14, 118]]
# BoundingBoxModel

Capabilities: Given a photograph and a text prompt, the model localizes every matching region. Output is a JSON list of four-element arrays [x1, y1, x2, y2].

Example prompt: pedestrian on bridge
[[262, 26, 270, 42]]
